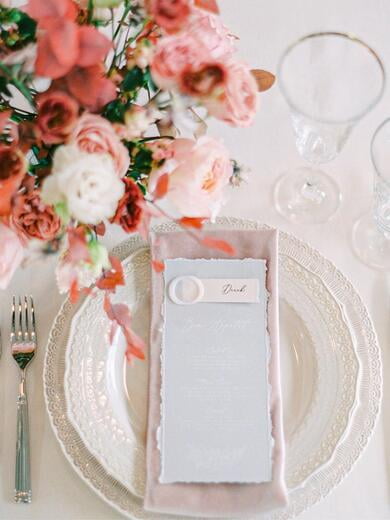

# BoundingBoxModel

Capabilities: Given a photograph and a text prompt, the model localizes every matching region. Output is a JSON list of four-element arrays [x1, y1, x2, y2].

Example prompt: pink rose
[[204, 61, 258, 127], [150, 136, 232, 219], [148, 0, 191, 33], [187, 11, 236, 61], [151, 12, 234, 91], [68, 113, 130, 177], [180, 62, 226, 97], [0, 222, 24, 290], [151, 33, 205, 90]]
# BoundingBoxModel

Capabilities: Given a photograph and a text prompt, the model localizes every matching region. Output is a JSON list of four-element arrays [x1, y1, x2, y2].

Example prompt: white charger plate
[[44, 218, 382, 520]]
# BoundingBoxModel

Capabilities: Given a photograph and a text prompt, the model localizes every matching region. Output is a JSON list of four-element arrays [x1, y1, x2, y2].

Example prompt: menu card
[[159, 258, 273, 484]]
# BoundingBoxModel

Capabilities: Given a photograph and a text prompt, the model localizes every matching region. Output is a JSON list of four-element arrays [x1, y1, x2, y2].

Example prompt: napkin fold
[[144, 228, 288, 518]]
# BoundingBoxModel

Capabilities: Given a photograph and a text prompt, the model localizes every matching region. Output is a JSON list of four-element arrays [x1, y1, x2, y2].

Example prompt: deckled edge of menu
[[157, 258, 274, 484]]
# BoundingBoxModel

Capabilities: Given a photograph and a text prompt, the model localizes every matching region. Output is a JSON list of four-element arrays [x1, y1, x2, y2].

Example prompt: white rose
[[42, 144, 124, 225]]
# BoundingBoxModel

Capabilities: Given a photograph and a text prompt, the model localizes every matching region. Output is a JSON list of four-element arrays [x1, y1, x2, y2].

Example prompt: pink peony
[[68, 113, 130, 177], [0, 222, 24, 290], [204, 61, 258, 127], [149, 136, 232, 219]]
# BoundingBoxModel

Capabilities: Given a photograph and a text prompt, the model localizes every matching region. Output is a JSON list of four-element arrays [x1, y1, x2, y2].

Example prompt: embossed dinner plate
[[45, 218, 381, 520]]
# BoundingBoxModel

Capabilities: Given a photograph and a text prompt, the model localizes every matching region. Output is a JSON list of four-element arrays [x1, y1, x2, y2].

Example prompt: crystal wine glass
[[352, 118, 390, 270], [274, 32, 385, 224]]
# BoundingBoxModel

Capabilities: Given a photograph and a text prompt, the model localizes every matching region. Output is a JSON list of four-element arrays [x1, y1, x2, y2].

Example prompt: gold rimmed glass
[[274, 32, 386, 224]]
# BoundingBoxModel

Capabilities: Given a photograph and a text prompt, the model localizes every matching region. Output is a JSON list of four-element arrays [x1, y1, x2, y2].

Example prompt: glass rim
[[371, 117, 390, 186], [277, 31, 386, 126]]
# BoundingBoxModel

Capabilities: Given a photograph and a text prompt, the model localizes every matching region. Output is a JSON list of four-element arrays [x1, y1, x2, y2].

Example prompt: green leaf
[[54, 202, 70, 226], [0, 8, 36, 48], [133, 147, 153, 174], [144, 67, 158, 93], [103, 99, 128, 123], [18, 13, 37, 41], [122, 66, 145, 92]]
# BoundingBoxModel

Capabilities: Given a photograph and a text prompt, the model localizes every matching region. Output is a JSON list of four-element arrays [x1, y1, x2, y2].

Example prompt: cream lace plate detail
[[44, 218, 381, 520]]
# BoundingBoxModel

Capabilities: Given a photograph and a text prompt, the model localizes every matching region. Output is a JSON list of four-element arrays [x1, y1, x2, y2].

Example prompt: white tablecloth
[[1, 0, 390, 518]]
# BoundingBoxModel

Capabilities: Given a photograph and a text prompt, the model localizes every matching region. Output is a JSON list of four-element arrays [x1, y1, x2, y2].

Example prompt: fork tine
[[24, 296, 29, 342], [30, 296, 36, 341], [11, 296, 16, 339], [18, 297, 23, 342]]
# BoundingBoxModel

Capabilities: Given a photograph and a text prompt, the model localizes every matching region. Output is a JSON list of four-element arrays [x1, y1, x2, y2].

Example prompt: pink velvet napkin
[[144, 228, 288, 517]]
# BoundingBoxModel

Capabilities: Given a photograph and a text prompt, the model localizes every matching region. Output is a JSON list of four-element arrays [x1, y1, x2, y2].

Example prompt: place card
[[159, 258, 273, 484]]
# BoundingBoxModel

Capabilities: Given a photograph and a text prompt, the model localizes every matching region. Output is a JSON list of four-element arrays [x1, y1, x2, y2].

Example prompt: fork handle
[[15, 383, 31, 503]]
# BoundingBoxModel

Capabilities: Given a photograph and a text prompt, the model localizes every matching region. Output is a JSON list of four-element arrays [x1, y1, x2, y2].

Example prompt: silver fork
[[10, 296, 36, 504]]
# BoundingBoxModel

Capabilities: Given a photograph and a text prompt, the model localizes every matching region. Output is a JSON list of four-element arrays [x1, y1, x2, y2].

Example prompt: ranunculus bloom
[[0, 222, 24, 290], [110, 177, 143, 232], [36, 90, 79, 144], [11, 190, 61, 241], [41, 144, 125, 224], [204, 61, 258, 127], [149, 136, 232, 219], [0, 146, 27, 216], [68, 113, 130, 177], [148, 0, 191, 33]]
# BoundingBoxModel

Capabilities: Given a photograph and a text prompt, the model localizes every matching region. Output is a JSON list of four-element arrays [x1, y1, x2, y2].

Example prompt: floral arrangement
[[0, 0, 274, 361]]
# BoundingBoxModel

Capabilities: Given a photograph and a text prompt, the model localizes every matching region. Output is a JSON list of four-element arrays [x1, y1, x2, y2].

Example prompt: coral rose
[[110, 178, 143, 232], [37, 90, 79, 144], [0, 222, 24, 290], [204, 61, 258, 127], [69, 113, 130, 177], [148, 0, 191, 33], [0, 146, 27, 216], [11, 190, 61, 241]]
